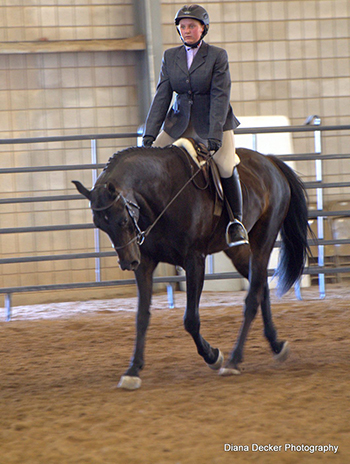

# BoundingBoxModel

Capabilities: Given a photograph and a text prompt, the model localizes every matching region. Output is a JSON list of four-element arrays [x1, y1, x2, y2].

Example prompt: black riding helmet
[[174, 4, 209, 47]]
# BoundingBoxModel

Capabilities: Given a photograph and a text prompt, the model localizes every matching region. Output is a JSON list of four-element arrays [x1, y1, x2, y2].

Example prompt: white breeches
[[154, 127, 240, 178]]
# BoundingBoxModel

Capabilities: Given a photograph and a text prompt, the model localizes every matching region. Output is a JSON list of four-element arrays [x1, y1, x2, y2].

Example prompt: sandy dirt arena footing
[[0, 284, 349, 463]]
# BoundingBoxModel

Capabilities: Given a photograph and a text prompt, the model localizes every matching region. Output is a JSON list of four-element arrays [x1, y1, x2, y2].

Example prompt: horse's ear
[[72, 180, 91, 200]]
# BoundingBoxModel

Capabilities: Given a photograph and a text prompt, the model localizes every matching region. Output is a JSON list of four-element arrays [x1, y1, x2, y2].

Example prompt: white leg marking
[[117, 375, 142, 390], [218, 367, 241, 376], [207, 350, 224, 370], [274, 341, 290, 363]]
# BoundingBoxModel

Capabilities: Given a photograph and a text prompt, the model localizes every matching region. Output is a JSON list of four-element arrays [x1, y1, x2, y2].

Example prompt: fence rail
[[1, 121, 350, 320]]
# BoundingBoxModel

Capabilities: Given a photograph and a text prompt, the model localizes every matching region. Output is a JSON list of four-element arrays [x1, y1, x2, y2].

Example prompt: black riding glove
[[142, 135, 155, 148], [208, 138, 222, 153]]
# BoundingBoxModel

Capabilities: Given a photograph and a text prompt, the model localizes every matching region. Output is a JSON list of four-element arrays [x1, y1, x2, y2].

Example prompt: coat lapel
[[175, 46, 189, 75], [189, 41, 208, 74], [175, 42, 209, 75]]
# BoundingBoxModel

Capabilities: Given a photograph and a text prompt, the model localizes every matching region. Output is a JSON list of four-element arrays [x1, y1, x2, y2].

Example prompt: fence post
[[5, 293, 12, 321], [91, 139, 101, 282], [312, 117, 326, 299], [252, 133, 257, 151], [167, 284, 175, 309]]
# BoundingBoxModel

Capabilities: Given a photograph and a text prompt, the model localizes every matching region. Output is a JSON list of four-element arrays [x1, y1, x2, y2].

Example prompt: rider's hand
[[207, 138, 222, 152], [142, 135, 155, 147]]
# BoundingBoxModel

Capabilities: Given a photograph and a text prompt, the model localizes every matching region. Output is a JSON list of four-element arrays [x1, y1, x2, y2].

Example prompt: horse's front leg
[[117, 256, 157, 390], [184, 253, 224, 370]]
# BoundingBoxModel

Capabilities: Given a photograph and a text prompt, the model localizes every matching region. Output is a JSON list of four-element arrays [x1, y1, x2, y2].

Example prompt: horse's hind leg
[[261, 283, 290, 361], [221, 235, 277, 375], [221, 251, 289, 376], [219, 268, 264, 375], [184, 253, 224, 370]]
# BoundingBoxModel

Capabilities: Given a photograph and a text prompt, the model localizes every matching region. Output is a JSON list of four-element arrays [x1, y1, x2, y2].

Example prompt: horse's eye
[[121, 218, 128, 227], [104, 214, 109, 223]]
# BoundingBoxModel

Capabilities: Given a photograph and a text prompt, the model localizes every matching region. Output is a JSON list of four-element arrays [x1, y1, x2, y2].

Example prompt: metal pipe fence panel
[[1, 124, 350, 319]]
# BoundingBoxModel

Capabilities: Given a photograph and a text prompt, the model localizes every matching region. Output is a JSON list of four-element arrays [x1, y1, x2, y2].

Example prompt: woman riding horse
[[142, 4, 249, 247], [73, 143, 310, 390]]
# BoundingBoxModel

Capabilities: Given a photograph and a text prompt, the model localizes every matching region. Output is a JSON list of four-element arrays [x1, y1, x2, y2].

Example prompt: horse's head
[[72, 180, 141, 271]]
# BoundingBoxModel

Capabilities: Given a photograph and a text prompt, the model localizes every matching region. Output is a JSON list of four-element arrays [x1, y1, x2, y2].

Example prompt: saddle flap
[[208, 157, 224, 201]]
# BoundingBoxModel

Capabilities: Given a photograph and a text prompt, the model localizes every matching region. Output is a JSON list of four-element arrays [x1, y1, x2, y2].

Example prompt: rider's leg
[[155, 122, 204, 147], [214, 131, 249, 247], [155, 128, 248, 246], [154, 130, 176, 147]]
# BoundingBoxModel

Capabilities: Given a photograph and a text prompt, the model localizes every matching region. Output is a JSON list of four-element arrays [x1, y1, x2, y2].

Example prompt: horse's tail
[[267, 155, 311, 297]]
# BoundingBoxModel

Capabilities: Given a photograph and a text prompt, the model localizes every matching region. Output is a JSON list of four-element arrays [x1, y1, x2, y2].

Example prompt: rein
[[139, 147, 216, 242], [92, 192, 145, 250], [93, 148, 217, 250]]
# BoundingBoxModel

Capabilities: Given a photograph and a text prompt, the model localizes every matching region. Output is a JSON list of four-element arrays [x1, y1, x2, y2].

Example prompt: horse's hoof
[[207, 349, 224, 370], [117, 375, 142, 390], [274, 341, 290, 363], [218, 367, 241, 376]]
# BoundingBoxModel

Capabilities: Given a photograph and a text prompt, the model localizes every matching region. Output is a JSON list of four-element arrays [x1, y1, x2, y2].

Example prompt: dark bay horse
[[73, 141, 309, 390]]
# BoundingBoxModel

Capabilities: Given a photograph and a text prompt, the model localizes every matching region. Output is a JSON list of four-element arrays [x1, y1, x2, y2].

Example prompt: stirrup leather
[[225, 219, 249, 247]]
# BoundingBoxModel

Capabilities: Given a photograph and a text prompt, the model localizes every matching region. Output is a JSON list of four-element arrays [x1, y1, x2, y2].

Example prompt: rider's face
[[178, 18, 204, 45]]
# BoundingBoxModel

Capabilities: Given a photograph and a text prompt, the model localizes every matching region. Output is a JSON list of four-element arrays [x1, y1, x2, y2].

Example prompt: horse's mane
[[102, 146, 172, 173]]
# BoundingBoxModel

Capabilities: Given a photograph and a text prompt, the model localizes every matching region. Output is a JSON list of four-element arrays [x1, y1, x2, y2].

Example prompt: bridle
[[92, 192, 145, 250], [92, 148, 216, 251]]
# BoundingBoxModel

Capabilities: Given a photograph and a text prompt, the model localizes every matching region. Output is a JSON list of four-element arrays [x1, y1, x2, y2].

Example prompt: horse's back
[[237, 147, 280, 175], [237, 148, 291, 196]]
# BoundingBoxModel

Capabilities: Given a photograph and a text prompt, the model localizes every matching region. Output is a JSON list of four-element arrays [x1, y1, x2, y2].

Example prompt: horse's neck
[[103, 148, 189, 210]]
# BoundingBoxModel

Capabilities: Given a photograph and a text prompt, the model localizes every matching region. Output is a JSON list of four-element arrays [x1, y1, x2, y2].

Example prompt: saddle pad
[[173, 138, 206, 168]]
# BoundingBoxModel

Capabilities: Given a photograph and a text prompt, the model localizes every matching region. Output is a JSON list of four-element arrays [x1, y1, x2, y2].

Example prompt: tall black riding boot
[[221, 168, 249, 247]]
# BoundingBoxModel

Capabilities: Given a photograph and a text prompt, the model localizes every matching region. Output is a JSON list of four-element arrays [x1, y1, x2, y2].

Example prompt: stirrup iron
[[225, 219, 249, 247]]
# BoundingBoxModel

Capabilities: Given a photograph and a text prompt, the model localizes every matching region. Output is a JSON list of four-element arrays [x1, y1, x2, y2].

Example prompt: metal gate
[[1, 122, 350, 320]]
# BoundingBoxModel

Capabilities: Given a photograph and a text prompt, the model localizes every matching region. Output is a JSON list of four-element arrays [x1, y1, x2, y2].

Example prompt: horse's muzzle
[[118, 259, 140, 271]]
